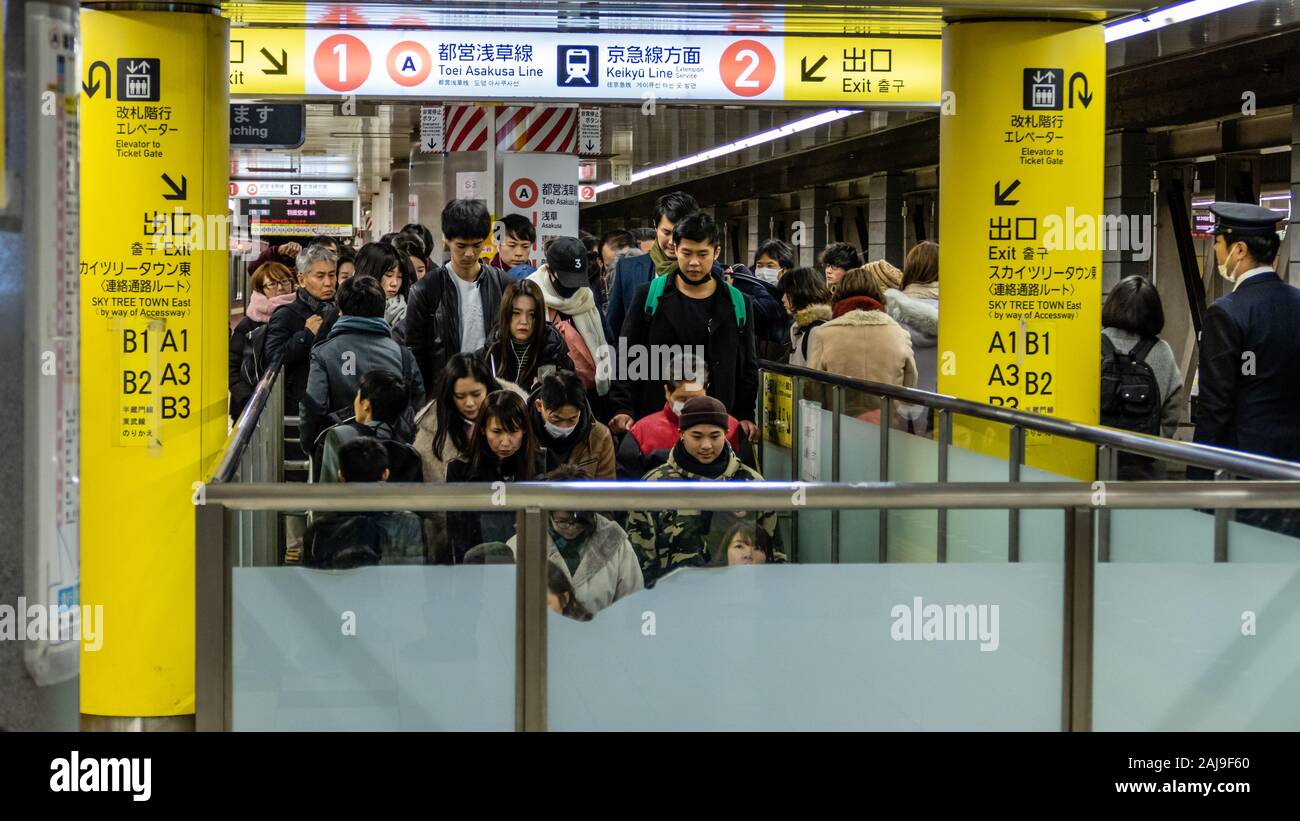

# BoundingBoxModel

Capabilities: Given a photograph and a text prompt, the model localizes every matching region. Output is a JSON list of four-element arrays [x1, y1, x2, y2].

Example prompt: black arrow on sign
[[82, 61, 112, 99], [261, 48, 288, 76], [584, 139, 596, 152], [1068, 71, 1093, 109], [994, 179, 1021, 206], [800, 54, 828, 83], [161, 173, 188, 201], [426, 137, 438, 151]]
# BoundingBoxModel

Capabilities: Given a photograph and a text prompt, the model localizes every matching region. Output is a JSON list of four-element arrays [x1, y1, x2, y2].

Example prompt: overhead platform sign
[[228, 27, 940, 104]]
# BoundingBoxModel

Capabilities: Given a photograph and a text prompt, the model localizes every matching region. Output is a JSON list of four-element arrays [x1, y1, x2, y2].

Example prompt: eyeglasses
[[550, 514, 582, 526], [265, 279, 293, 291]]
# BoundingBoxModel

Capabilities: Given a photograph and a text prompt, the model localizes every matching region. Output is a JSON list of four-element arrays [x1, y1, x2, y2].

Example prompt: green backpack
[[644, 273, 747, 329]]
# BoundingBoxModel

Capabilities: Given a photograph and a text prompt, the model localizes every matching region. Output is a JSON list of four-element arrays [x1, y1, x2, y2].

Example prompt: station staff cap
[[1209, 202, 1285, 237]]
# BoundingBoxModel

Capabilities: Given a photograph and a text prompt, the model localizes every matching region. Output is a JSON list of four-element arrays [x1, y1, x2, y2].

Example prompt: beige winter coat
[[806, 308, 918, 415]]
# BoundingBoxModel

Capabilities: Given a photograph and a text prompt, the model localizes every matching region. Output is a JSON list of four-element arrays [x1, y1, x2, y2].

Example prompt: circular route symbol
[[509, 177, 539, 208], [719, 39, 776, 98], [315, 34, 371, 93]]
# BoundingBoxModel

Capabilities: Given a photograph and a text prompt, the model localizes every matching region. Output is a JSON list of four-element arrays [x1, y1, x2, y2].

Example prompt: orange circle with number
[[315, 34, 371, 92], [719, 40, 775, 97]]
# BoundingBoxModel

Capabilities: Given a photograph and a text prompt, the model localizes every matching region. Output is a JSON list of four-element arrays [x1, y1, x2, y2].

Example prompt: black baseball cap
[[545, 236, 589, 288]]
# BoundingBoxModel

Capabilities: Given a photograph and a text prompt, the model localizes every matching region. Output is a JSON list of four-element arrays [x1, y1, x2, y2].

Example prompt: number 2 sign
[[720, 39, 775, 97]]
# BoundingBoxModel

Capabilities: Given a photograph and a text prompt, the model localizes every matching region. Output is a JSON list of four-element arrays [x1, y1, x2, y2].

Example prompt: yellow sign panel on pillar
[[938, 21, 1104, 480], [783, 36, 941, 104], [80, 9, 228, 716]]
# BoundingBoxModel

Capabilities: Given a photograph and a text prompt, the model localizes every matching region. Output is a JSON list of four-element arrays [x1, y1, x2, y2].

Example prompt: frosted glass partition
[[1020, 462, 1072, 563], [232, 567, 516, 731], [549, 563, 1064, 730], [887, 426, 939, 563], [838, 413, 881, 562], [947, 422, 1013, 562], [1110, 509, 1215, 562], [1094, 561, 1300, 730]]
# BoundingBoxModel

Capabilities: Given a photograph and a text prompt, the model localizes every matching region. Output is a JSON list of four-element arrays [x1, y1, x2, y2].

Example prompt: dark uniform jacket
[[1194, 271, 1300, 462], [404, 261, 510, 400], [264, 289, 338, 422], [606, 254, 726, 347]]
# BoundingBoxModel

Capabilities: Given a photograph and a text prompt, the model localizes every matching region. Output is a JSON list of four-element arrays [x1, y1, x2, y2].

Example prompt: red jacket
[[615, 402, 744, 479]]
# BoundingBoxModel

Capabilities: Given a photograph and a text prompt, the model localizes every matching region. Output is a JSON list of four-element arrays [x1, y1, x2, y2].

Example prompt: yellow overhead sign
[[783, 36, 940, 103], [229, 26, 305, 95]]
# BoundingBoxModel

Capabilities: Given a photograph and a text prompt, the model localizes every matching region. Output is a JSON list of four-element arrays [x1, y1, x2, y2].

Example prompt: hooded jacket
[[788, 303, 833, 368], [507, 514, 644, 614], [528, 385, 616, 479], [403, 261, 511, 399], [806, 300, 918, 417], [300, 315, 424, 451], [884, 283, 939, 393], [625, 442, 781, 585]]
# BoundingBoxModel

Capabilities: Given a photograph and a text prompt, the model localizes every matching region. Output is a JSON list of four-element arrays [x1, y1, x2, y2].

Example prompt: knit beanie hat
[[678, 396, 729, 432]]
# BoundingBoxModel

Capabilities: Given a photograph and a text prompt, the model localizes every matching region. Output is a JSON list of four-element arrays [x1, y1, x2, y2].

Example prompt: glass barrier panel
[[837, 386, 881, 563], [887, 403, 939, 563], [946, 414, 1013, 562], [230, 505, 516, 730], [548, 507, 1064, 730], [1094, 508, 1300, 730]]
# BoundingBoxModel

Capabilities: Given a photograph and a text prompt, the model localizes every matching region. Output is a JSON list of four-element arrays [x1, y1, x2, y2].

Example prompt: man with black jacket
[[1194, 201, 1300, 535], [404, 199, 511, 398], [264, 243, 339, 424], [605, 191, 712, 338], [609, 212, 760, 440]]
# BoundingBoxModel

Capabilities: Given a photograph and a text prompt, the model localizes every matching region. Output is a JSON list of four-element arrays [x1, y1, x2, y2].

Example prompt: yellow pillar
[[79, 5, 228, 720], [938, 20, 1105, 479]]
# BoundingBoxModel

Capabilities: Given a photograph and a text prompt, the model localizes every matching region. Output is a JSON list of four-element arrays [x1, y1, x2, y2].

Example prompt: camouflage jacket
[[626, 444, 783, 585]]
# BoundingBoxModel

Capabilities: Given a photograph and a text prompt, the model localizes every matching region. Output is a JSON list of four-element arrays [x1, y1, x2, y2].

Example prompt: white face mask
[[543, 420, 578, 439], [1218, 244, 1240, 283], [671, 400, 686, 416], [755, 266, 780, 285]]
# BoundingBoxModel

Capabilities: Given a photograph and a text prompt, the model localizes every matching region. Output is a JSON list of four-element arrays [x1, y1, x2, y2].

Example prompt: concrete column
[[390, 165, 411, 230], [867, 172, 905, 267], [374, 178, 392, 238], [1103, 130, 1155, 290], [408, 142, 445, 233], [746, 197, 776, 266], [1153, 166, 1198, 375], [795, 187, 831, 268]]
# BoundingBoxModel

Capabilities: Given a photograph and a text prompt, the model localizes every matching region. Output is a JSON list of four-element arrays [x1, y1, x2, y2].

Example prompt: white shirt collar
[[1233, 265, 1273, 292]]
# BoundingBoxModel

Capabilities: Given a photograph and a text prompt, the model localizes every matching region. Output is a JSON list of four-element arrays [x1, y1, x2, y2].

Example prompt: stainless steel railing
[[756, 360, 1300, 564]]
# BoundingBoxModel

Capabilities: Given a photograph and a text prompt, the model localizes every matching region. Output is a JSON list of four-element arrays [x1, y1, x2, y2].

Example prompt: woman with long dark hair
[[479, 279, 573, 392], [353, 242, 409, 328], [445, 390, 544, 562], [414, 353, 500, 482]]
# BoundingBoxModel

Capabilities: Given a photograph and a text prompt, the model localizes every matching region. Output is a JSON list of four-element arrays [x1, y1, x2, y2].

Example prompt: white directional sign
[[420, 104, 443, 153], [579, 107, 602, 156]]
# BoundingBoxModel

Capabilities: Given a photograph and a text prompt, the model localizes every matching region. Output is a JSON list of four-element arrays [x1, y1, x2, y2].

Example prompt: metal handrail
[[211, 357, 282, 485], [759, 359, 1300, 480], [199, 479, 1300, 512]]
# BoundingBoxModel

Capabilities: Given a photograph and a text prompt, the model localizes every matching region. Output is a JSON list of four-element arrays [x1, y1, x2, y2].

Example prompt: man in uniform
[[1195, 201, 1300, 533]]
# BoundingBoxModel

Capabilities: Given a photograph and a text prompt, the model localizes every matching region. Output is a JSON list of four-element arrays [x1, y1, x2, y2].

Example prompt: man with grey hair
[[265, 242, 339, 455]]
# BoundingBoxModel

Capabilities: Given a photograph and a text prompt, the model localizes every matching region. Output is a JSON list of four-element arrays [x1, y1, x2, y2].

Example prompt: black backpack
[[1101, 335, 1161, 435], [799, 319, 826, 360], [241, 323, 271, 386]]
